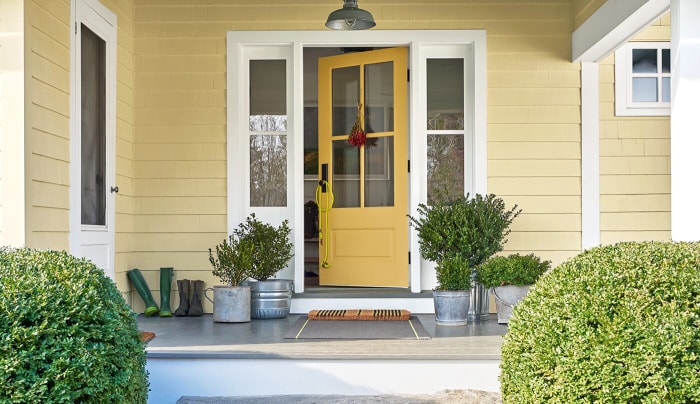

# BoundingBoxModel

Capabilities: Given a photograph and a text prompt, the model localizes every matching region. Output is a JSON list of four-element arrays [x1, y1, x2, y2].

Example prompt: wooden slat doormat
[[308, 309, 411, 321]]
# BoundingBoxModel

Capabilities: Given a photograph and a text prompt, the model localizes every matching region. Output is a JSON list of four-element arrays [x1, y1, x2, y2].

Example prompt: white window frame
[[227, 30, 487, 293], [615, 42, 671, 116]]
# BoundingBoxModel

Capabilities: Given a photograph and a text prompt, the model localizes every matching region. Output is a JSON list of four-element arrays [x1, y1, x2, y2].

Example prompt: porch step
[[291, 289, 435, 314]]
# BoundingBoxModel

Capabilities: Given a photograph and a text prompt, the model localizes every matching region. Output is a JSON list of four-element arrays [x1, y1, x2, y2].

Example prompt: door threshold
[[296, 287, 432, 299]]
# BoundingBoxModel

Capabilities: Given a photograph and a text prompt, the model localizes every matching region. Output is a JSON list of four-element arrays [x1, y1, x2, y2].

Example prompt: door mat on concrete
[[284, 316, 431, 340], [308, 309, 411, 321], [139, 331, 155, 344]]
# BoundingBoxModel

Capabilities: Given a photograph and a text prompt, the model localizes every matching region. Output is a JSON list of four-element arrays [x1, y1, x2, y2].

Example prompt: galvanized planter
[[204, 285, 251, 323], [468, 281, 491, 322], [247, 279, 294, 319], [493, 285, 530, 324], [433, 290, 471, 326]]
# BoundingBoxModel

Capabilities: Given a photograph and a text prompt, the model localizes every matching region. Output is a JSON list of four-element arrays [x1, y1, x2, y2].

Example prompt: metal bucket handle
[[203, 287, 214, 304], [491, 287, 515, 309]]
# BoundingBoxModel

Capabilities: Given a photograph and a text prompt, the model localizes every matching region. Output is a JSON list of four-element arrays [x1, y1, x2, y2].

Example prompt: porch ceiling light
[[325, 0, 376, 30]]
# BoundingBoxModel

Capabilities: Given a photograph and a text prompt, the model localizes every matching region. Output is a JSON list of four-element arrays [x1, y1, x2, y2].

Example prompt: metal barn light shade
[[326, 0, 376, 30]]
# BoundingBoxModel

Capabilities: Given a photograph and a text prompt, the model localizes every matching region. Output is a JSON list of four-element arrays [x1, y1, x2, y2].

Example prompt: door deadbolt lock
[[110, 186, 119, 194]]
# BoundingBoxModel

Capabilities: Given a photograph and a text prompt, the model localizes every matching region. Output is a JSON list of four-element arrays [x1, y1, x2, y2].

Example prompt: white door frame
[[69, 0, 117, 279], [227, 30, 487, 293]]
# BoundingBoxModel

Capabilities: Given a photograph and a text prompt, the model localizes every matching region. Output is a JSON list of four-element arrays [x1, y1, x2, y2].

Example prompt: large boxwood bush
[[0, 248, 149, 403], [501, 241, 700, 403]]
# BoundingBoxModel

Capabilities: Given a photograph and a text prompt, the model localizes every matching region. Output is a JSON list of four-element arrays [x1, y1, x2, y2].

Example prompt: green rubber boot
[[159, 267, 174, 317], [127, 268, 159, 316]]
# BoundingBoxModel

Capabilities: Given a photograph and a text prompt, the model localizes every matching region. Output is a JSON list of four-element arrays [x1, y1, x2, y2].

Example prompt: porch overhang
[[572, 0, 670, 62]]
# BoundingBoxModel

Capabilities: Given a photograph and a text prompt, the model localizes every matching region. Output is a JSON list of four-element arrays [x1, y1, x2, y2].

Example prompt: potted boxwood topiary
[[501, 241, 700, 402], [409, 193, 520, 325], [476, 253, 551, 324], [0, 248, 148, 402], [237, 214, 294, 319], [207, 224, 256, 323]]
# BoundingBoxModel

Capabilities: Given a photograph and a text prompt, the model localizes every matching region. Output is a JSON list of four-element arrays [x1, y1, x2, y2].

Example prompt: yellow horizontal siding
[[501, 195, 581, 215], [488, 124, 580, 142], [510, 213, 581, 232], [488, 160, 581, 177], [489, 177, 580, 196], [598, 15, 671, 245], [134, 179, 226, 197], [135, 161, 226, 179], [600, 194, 670, 213], [26, 0, 70, 249], [133, 214, 226, 233]]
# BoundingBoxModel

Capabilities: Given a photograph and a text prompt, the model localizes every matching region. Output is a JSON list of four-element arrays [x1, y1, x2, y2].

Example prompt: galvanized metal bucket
[[204, 285, 251, 323], [468, 281, 491, 322], [493, 285, 530, 324], [248, 279, 294, 319], [433, 290, 471, 326]]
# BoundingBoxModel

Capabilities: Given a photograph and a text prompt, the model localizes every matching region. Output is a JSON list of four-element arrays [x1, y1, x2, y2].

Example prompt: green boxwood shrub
[[476, 253, 550, 288], [501, 241, 700, 403], [0, 248, 149, 403]]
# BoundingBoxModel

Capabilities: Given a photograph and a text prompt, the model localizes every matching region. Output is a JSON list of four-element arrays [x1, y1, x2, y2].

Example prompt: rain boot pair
[[128, 267, 174, 317], [174, 280, 204, 317]]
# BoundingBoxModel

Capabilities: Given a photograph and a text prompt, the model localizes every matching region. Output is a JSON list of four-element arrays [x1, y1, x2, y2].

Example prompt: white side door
[[70, 0, 117, 279]]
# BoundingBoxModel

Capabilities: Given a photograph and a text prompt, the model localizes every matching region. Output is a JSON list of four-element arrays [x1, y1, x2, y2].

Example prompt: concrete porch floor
[[138, 313, 507, 403]]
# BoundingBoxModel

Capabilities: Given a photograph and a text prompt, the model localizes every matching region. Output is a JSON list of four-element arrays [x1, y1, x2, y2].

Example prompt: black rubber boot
[[174, 279, 190, 317], [159, 267, 174, 317], [188, 280, 204, 317], [127, 268, 159, 317]]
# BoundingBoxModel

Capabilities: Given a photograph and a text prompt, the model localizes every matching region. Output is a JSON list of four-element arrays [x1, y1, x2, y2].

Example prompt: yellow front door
[[317, 47, 408, 287]]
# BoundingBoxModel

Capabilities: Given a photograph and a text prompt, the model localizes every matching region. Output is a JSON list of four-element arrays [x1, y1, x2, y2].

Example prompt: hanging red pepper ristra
[[347, 102, 366, 147]]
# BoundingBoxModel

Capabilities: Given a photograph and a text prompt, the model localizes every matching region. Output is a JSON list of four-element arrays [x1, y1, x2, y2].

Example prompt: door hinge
[[75, 22, 78, 35], [408, 160, 410, 173], [407, 69, 410, 82], [408, 251, 411, 264]]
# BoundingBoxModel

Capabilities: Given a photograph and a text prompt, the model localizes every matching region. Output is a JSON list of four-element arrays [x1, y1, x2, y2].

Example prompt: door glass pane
[[661, 49, 670, 73], [632, 77, 657, 102], [250, 135, 287, 207], [249, 59, 287, 207], [332, 66, 360, 136], [81, 24, 106, 226], [427, 59, 464, 130], [364, 62, 393, 133], [365, 137, 394, 207], [249, 60, 286, 131], [332, 140, 360, 208], [662, 77, 671, 102], [632, 49, 657, 73], [427, 134, 464, 204]]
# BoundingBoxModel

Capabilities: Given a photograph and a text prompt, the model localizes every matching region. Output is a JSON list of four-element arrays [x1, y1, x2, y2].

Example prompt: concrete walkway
[[177, 390, 502, 403]]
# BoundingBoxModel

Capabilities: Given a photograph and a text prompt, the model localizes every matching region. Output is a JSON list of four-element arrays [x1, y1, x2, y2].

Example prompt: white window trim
[[226, 30, 487, 293], [615, 42, 671, 116]]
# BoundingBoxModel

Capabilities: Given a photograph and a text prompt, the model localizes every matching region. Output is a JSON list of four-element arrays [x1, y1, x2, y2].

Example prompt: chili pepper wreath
[[347, 102, 367, 148]]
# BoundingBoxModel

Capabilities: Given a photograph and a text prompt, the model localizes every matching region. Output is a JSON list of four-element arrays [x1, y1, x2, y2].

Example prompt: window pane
[[332, 140, 360, 208], [662, 49, 670, 73], [250, 135, 287, 207], [304, 107, 318, 175], [365, 137, 394, 207], [427, 59, 464, 130], [632, 49, 657, 73], [364, 62, 393, 133], [427, 134, 464, 204], [250, 60, 286, 131], [632, 77, 658, 102], [332, 66, 360, 136], [662, 77, 671, 102], [81, 24, 106, 226]]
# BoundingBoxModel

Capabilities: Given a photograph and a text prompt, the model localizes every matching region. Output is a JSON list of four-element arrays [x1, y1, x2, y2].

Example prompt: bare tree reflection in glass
[[250, 114, 287, 207]]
